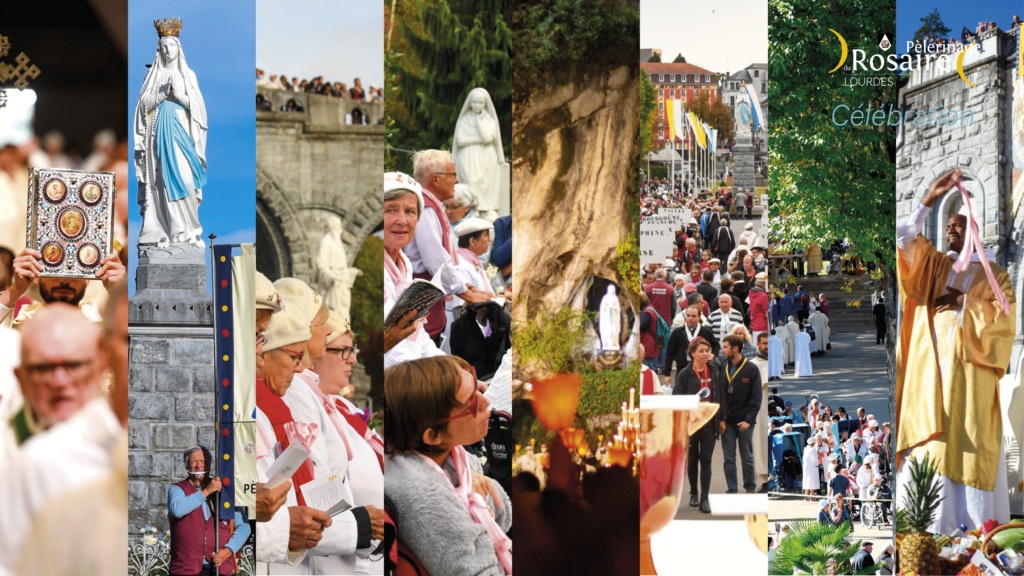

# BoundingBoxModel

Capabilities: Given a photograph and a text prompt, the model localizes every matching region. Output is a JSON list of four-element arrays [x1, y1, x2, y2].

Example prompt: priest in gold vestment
[[894, 168, 1014, 533]]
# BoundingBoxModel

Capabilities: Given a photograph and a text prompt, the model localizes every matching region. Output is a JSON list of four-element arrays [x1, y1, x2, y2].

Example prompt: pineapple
[[898, 455, 944, 576]]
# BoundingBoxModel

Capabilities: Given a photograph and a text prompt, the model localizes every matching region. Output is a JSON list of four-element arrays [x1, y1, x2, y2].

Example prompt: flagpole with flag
[[209, 239, 258, 571]]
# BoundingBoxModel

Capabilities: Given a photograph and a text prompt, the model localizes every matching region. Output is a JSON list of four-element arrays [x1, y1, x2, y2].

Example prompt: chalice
[[639, 395, 718, 575]]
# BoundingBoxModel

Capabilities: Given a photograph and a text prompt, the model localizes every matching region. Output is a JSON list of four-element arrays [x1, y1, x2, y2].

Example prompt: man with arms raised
[[894, 168, 1015, 532]]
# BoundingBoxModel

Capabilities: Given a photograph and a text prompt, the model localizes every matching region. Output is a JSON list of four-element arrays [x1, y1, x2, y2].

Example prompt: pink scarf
[[421, 189, 459, 265], [384, 249, 412, 298], [952, 181, 1011, 315], [457, 247, 490, 292], [302, 373, 354, 461], [417, 446, 512, 574]]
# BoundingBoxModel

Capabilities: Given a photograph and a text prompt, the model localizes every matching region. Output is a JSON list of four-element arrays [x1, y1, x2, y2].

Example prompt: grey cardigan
[[385, 450, 512, 576]]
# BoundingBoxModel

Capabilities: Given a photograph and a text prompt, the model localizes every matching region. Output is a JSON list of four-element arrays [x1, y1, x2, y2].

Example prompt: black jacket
[[449, 302, 511, 380], [672, 360, 727, 435], [662, 324, 719, 377], [696, 282, 718, 308], [850, 550, 874, 573], [720, 356, 761, 425]]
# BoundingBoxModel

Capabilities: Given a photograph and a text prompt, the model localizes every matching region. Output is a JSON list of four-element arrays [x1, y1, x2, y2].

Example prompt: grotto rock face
[[511, 65, 640, 368]]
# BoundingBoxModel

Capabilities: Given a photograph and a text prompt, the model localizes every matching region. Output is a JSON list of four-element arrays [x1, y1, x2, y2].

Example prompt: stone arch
[[913, 160, 997, 252], [256, 166, 311, 280]]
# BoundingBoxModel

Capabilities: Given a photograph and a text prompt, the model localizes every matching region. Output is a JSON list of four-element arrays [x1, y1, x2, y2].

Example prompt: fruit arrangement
[[896, 456, 1024, 576]]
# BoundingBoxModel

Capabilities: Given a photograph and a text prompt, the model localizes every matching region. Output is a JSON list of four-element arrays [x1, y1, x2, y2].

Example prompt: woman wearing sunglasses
[[384, 355, 512, 575]]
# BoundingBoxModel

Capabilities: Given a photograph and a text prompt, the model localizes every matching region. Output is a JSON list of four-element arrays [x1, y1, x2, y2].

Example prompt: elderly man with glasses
[[407, 150, 492, 347]]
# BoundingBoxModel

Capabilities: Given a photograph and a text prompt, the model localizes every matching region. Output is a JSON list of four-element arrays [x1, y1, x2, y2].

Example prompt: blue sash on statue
[[155, 100, 207, 202]]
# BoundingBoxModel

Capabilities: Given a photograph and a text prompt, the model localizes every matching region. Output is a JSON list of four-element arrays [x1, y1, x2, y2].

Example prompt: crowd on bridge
[[256, 68, 383, 103]]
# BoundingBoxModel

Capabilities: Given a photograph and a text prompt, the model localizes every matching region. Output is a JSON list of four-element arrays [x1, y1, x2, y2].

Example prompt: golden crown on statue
[[154, 18, 183, 38]]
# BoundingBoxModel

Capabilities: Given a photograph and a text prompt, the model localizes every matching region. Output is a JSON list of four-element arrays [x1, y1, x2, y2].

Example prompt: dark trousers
[[688, 420, 716, 497], [876, 323, 886, 344], [721, 421, 756, 492], [796, 310, 809, 322]]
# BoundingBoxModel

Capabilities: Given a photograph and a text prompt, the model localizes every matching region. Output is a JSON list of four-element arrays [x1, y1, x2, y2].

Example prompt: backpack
[[644, 306, 670, 349], [798, 292, 809, 308]]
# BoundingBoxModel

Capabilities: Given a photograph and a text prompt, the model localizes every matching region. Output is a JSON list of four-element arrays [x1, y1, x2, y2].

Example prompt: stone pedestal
[[732, 137, 756, 194], [130, 244, 213, 325], [128, 242, 215, 533]]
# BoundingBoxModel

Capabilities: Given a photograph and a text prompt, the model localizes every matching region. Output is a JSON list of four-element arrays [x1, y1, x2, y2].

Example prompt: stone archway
[[256, 165, 310, 280], [915, 162, 997, 252]]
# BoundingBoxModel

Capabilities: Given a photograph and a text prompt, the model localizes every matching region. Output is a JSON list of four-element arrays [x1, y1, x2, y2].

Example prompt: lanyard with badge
[[725, 358, 746, 395]]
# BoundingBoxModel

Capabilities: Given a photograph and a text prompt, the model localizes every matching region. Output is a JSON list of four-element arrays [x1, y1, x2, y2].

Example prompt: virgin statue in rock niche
[[134, 18, 208, 249], [452, 87, 503, 220]]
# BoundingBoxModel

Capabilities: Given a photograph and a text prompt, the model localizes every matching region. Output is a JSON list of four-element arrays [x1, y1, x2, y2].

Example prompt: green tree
[[768, 0, 898, 420], [350, 236, 385, 408], [913, 9, 951, 46], [387, 0, 512, 174], [639, 69, 658, 161], [647, 52, 662, 62], [672, 53, 686, 63]]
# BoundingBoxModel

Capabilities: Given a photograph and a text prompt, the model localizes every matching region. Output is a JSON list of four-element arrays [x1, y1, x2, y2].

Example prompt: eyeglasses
[[430, 366, 480, 426], [325, 345, 358, 360], [22, 359, 94, 382], [434, 172, 458, 178], [279, 347, 305, 366], [256, 333, 267, 348]]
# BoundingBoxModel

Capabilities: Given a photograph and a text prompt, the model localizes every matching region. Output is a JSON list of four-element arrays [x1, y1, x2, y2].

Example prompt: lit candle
[[629, 387, 635, 412]]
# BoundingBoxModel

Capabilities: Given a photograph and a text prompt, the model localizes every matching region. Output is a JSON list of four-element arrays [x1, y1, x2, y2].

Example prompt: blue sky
[[897, 0, 1020, 47], [256, 0, 384, 89], [127, 0, 256, 295]]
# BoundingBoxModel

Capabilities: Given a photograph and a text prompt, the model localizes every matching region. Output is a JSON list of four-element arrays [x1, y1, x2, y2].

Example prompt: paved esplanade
[[774, 330, 889, 426]]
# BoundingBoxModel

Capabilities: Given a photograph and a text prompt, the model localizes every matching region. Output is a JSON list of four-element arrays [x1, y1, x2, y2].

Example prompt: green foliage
[[513, 306, 591, 373], [351, 236, 385, 408], [768, 0, 896, 271], [768, 519, 884, 575], [639, 69, 658, 162], [513, 304, 636, 418], [672, 53, 686, 64], [577, 363, 639, 417], [647, 52, 662, 62], [914, 9, 951, 46], [388, 0, 512, 170], [612, 237, 641, 298], [511, 0, 639, 106]]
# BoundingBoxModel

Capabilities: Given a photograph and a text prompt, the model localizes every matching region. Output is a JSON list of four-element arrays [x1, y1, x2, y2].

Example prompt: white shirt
[[255, 408, 307, 571], [383, 252, 444, 369], [402, 200, 466, 296], [0, 397, 121, 574]]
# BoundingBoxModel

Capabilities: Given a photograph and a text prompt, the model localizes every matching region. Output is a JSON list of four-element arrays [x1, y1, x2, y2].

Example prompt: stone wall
[[127, 330, 216, 533], [255, 98, 385, 283], [895, 27, 1020, 363]]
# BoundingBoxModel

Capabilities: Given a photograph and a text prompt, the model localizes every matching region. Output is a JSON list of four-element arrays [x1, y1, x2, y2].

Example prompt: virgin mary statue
[[452, 87, 503, 220], [134, 18, 208, 249]]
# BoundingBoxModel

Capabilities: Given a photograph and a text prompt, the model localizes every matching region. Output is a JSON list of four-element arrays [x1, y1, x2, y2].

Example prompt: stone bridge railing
[[256, 88, 384, 128]]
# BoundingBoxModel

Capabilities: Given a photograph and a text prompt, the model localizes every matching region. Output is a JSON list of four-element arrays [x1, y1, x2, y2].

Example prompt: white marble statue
[[316, 216, 362, 322], [134, 18, 208, 249], [452, 88, 503, 220], [598, 285, 622, 351]]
